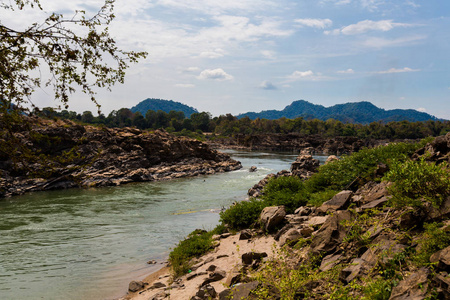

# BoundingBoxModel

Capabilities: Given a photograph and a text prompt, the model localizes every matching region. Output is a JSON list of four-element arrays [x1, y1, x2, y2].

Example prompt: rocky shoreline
[[0, 118, 242, 197], [121, 133, 450, 300], [208, 133, 416, 154]]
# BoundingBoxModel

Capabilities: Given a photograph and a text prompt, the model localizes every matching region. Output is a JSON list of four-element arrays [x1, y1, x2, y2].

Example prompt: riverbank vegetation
[[36, 107, 450, 140], [167, 137, 450, 299]]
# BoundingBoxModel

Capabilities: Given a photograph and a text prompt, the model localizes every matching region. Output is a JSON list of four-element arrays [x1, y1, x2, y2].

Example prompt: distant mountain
[[130, 98, 198, 118], [238, 100, 440, 124]]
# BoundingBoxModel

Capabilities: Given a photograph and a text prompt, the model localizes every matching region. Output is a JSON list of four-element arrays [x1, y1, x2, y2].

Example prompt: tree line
[[35, 107, 450, 140]]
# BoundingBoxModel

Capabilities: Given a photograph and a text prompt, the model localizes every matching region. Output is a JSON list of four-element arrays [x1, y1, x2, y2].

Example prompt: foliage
[[413, 222, 450, 266], [0, 0, 146, 112], [262, 176, 308, 213], [237, 100, 439, 125], [384, 158, 450, 208], [130, 98, 198, 118], [168, 230, 214, 277], [305, 141, 424, 193], [219, 198, 266, 230]]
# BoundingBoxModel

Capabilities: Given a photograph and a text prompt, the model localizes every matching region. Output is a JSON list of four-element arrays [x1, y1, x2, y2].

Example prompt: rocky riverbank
[[208, 133, 411, 154], [0, 118, 242, 197], [122, 133, 450, 300]]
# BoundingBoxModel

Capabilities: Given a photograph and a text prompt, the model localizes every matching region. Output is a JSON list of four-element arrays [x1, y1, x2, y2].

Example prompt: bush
[[219, 198, 266, 230], [413, 222, 450, 266], [262, 176, 308, 213], [305, 142, 423, 193], [384, 158, 450, 208], [169, 230, 214, 277]]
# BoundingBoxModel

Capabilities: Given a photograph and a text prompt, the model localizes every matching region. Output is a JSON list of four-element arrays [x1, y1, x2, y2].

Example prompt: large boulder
[[318, 191, 353, 213], [310, 210, 352, 254], [219, 281, 260, 300], [290, 154, 320, 179], [389, 268, 430, 300], [259, 206, 286, 232]]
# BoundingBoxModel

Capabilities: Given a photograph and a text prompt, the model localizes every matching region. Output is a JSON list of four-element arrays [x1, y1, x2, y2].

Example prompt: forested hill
[[130, 98, 198, 118], [238, 100, 441, 123]]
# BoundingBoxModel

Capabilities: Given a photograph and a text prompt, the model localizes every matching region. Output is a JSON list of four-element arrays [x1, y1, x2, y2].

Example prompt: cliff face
[[0, 118, 242, 197]]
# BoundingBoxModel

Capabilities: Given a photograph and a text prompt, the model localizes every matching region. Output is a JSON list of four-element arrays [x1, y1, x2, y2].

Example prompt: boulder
[[249, 166, 257, 172], [128, 280, 146, 293], [242, 251, 268, 265], [194, 284, 217, 299], [325, 155, 339, 164], [279, 228, 303, 246], [310, 210, 352, 254], [290, 154, 320, 179], [239, 229, 252, 240], [430, 246, 450, 272], [201, 269, 226, 286], [318, 191, 353, 213], [259, 206, 286, 232], [389, 268, 430, 300], [219, 281, 260, 300], [320, 253, 343, 272], [340, 258, 365, 283]]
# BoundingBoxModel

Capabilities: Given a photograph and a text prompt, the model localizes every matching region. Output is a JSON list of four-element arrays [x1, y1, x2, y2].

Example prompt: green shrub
[[262, 176, 308, 213], [219, 198, 266, 230], [384, 158, 450, 208], [413, 222, 450, 266], [305, 142, 422, 193], [307, 189, 339, 206], [169, 230, 214, 277]]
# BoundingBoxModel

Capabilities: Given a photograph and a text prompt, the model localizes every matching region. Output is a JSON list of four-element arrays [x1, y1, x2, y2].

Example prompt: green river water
[[0, 150, 327, 300]]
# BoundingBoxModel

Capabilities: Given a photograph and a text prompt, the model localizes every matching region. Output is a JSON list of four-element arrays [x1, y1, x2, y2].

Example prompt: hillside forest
[[35, 107, 450, 140]]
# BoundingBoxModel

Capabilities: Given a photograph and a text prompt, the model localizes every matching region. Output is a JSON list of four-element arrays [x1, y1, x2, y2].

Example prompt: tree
[[0, 0, 146, 113]]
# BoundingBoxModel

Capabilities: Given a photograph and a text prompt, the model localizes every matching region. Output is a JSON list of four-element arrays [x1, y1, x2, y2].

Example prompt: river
[[0, 150, 327, 300]]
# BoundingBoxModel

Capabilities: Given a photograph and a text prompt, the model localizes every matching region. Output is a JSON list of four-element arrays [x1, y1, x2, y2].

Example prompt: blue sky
[[5, 0, 450, 119]]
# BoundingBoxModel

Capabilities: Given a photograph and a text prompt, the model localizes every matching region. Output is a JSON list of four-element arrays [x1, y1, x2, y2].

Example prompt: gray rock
[[318, 190, 353, 213], [128, 280, 146, 292], [310, 210, 352, 254], [239, 229, 252, 240], [201, 269, 226, 286], [242, 251, 268, 265], [279, 228, 303, 246], [389, 268, 430, 300], [340, 258, 365, 283], [219, 281, 260, 300], [430, 246, 450, 271], [260, 206, 286, 232], [320, 253, 343, 272]]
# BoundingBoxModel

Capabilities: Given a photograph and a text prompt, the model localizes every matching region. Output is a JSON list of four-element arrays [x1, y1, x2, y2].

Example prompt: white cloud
[[417, 107, 427, 112], [261, 50, 276, 59], [199, 51, 225, 58], [175, 83, 195, 88], [198, 68, 233, 81], [295, 18, 332, 29], [376, 67, 420, 74], [259, 81, 278, 90], [328, 20, 413, 35], [337, 68, 355, 74], [290, 70, 314, 79], [363, 35, 426, 48], [286, 70, 331, 81], [151, 0, 277, 15], [179, 67, 200, 73]]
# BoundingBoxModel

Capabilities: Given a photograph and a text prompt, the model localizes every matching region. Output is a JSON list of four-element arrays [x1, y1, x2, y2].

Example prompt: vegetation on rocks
[[167, 135, 450, 299]]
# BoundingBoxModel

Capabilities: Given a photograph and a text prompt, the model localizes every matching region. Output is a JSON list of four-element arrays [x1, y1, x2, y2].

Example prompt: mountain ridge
[[130, 98, 198, 118], [237, 100, 441, 124]]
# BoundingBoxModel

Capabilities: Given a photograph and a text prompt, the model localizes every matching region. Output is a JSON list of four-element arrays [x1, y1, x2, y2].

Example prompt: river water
[[0, 150, 327, 300]]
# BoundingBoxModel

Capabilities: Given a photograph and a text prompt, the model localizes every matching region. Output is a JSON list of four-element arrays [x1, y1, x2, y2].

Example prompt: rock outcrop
[[0, 118, 242, 197], [210, 133, 389, 154]]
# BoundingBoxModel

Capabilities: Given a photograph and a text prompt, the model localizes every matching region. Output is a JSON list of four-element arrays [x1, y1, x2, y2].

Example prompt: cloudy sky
[[4, 0, 450, 119]]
